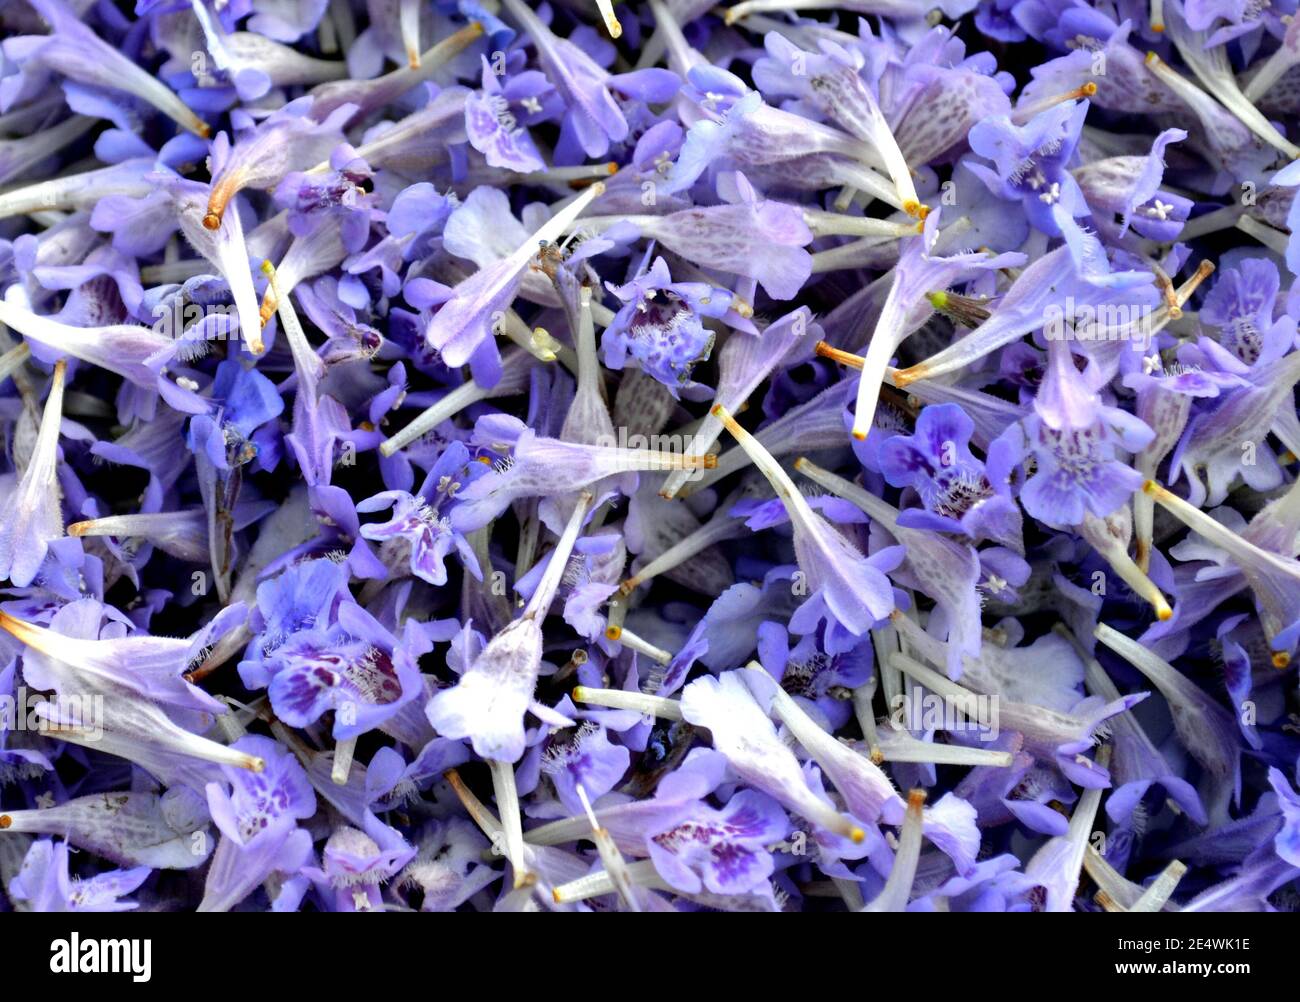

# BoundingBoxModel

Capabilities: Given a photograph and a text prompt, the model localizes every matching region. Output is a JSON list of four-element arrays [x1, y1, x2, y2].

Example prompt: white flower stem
[[1079, 513, 1173, 621], [889, 654, 998, 729], [523, 491, 594, 621], [331, 736, 356, 785], [1146, 50, 1300, 158], [1084, 844, 1145, 910], [862, 789, 926, 912], [876, 731, 1014, 767], [442, 768, 504, 837], [262, 261, 324, 393], [1129, 860, 1187, 912], [594, 0, 623, 38], [1236, 216, 1291, 257], [575, 785, 639, 910], [571, 686, 683, 720], [552, 860, 666, 903], [380, 348, 535, 456], [505, 182, 608, 270], [852, 674, 883, 763], [1144, 480, 1300, 599], [803, 208, 923, 240], [850, 271, 909, 439], [712, 403, 820, 529], [794, 456, 900, 530], [1011, 83, 1098, 124], [488, 758, 529, 888], [399, 0, 421, 67], [612, 627, 673, 665], [620, 513, 745, 593]]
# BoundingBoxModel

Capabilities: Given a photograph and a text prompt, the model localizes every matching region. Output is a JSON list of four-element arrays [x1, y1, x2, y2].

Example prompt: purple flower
[[427, 492, 595, 762], [540, 720, 632, 815], [647, 789, 788, 896], [714, 404, 903, 652], [680, 671, 866, 845], [357, 441, 484, 586], [274, 147, 376, 253], [612, 172, 814, 301], [967, 100, 1091, 242], [879, 402, 1022, 549], [601, 255, 733, 394], [1198, 258, 1296, 370], [424, 182, 606, 377], [499, 0, 679, 160], [305, 814, 416, 912], [464, 55, 551, 173], [2, 0, 210, 138], [200, 734, 317, 911], [202, 98, 353, 231], [262, 603, 425, 739], [9, 840, 150, 912]]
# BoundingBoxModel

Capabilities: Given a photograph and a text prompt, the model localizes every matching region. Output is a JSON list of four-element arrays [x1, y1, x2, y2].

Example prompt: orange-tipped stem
[[1178, 260, 1216, 300], [0, 609, 46, 651], [1153, 267, 1181, 318], [604, 596, 627, 640], [815, 340, 865, 369], [1011, 82, 1099, 123], [1151, 0, 1165, 32], [203, 169, 245, 231], [442, 768, 507, 841], [570, 162, 620, 189], [399, 0, 422, 69]]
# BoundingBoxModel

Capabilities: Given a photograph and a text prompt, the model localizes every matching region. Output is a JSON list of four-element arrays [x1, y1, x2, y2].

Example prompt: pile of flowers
[[0, 0, 1298, 913]]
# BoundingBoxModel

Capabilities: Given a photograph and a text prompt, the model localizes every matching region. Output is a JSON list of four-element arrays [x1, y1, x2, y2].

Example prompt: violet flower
[[199, 734, 316, 911]]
